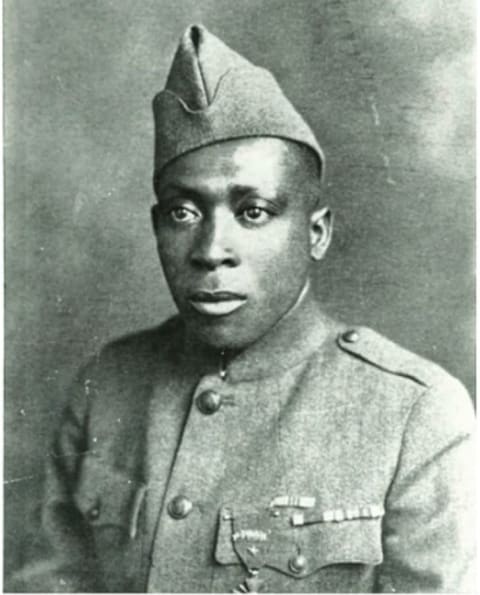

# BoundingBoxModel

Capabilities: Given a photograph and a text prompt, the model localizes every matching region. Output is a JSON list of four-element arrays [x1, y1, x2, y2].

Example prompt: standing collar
[[180, 285, 335, 382]]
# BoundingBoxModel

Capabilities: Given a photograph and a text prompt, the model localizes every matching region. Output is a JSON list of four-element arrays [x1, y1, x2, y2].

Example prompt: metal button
[[342, 329, 359, 343], [168, 495, 193, 520], [87, 506, 100, 521], [196, 390, 222, 415], [288, 553, 308, 574]]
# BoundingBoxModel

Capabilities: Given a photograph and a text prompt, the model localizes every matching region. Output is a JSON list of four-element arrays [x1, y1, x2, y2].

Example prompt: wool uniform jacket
[[11, 293, 475, 592]]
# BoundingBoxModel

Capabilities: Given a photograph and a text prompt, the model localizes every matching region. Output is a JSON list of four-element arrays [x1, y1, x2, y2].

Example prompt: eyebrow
[[155, 181, 202, 200], [157, 181, 288, 206], [229, 184, 271, 199], [229, 185, 289, 211]]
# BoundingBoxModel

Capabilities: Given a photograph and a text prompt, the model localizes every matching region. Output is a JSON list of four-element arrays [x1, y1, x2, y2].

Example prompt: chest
[[81, 360, 404, 592]]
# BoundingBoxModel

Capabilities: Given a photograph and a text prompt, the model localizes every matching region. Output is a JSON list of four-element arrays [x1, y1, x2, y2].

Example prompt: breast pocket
[[215, 503, 384, 591], [73, 456, 147, 591]]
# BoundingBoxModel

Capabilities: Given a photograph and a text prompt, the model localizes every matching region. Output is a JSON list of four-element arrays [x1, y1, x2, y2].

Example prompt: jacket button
[[168, 495, 193, 520], [288, 554, 307, 574], [196, 390, 222, 415], [342, 329, 359, 343]]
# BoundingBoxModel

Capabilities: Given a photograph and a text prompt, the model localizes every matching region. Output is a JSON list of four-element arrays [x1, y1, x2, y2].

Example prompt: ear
[[309, 206, 333, 261], [151, 204, 160, 236]]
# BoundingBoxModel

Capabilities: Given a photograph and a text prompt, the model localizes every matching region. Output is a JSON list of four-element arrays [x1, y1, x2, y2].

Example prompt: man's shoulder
[[82, 315, 182, 379], [103, 315, 181, 356], [330, 324, 472, 426], [334, 325, 459, 390]]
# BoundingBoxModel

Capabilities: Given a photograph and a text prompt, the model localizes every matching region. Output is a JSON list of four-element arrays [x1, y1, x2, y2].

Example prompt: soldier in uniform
[[9, 25, 475, 593]]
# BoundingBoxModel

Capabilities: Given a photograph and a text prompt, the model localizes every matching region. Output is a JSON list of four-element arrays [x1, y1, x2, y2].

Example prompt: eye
[[169, 206, 199, 224], [239, 206, 273, 224]]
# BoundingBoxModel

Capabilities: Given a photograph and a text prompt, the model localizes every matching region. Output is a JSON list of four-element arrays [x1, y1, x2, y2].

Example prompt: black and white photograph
[[4, 1, 475, 592]]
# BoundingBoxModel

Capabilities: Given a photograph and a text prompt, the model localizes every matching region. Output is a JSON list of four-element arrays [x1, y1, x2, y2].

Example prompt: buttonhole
[[222, 395, 236, 406]]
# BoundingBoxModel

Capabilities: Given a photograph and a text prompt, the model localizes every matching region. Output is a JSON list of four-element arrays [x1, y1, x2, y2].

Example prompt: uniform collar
[[179, 285, 334, 382]]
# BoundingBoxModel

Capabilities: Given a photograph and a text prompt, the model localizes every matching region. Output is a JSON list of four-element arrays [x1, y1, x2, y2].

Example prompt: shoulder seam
[[338, 345, 429, 388], [336, 327, 441, 388]]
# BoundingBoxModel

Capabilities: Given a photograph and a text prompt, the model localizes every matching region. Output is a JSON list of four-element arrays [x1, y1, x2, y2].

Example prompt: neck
[[180, 279, 331, 382], [218, 278, 313, 358]]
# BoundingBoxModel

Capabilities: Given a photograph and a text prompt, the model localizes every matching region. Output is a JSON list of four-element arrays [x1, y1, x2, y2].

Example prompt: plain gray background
[[4, 0, 474, 579]]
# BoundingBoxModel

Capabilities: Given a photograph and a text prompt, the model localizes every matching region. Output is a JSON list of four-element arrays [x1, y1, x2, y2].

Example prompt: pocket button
[[288, 554, 308, 574]]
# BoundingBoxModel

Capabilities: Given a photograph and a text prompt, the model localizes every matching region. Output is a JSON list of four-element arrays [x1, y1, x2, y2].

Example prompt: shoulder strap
[[337, 327, 449, 388]]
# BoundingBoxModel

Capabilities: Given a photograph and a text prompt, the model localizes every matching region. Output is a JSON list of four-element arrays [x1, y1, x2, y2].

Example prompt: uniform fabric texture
[[7, 291, 475, 592]]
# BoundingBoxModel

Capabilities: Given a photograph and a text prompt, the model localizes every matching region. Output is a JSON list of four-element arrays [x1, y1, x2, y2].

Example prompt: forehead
[[156, 137, 296, 196]]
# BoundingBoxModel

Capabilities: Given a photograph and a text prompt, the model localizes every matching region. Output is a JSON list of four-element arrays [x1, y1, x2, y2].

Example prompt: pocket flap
[[215, 504, 383, 578], [74, 456, 146, 533]]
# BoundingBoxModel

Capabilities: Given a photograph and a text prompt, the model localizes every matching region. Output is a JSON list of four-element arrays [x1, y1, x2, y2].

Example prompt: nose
[[190, 214, 240, 270]]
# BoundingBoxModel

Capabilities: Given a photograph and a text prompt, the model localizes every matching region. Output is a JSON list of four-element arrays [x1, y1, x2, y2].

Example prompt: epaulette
[[336, 327, 449, 388]]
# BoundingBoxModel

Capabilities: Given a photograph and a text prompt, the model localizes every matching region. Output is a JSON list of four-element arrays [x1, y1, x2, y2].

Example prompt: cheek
[[156, 234, 189, 282], [248, 249, 309, 316], [242, 221, 310, 282]]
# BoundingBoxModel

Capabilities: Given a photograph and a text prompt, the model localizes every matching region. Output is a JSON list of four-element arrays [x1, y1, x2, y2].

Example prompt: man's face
[[153, 137, 329, 350]]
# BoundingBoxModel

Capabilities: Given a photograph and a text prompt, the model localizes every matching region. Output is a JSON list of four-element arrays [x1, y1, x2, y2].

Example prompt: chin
[[184, 313, 265, 352], [193, 322, 252, 351]]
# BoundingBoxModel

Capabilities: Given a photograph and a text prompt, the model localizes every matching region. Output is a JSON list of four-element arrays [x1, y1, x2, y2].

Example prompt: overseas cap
[[153, 24, 324, 176]]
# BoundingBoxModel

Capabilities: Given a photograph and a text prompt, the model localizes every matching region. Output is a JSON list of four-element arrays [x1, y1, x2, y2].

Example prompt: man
[[10, 24, 475, 593]]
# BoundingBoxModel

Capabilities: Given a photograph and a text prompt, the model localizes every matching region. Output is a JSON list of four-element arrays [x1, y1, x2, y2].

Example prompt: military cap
[[153, 24, 324, 176]]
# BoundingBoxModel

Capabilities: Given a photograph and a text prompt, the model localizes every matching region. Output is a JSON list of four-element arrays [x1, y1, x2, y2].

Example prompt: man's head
[[151, 25, 330, 350], [152, 137, 332, 350]]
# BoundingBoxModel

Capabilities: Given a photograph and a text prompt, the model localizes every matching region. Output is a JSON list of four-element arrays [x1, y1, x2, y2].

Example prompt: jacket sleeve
[[6, 362, 103, 593], [375, 376, 476, 592]]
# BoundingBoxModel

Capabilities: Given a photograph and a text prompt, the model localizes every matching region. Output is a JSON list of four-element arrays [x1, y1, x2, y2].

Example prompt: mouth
[[188, 290, 247, 317]]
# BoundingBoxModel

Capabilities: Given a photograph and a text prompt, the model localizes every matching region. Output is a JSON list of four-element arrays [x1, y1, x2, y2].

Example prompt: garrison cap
[[153, 24, 324, 176]]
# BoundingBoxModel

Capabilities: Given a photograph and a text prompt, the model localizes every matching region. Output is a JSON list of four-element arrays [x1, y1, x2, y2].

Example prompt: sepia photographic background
[[4, 0, 475, 579]]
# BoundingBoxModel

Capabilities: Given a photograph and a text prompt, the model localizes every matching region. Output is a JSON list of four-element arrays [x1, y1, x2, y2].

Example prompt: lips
[[188, 290, 247, 316]]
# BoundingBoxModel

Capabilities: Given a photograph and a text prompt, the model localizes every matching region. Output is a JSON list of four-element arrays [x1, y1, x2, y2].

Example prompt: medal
[[233, 569, 264, 593], [230, 513, 271, 592]]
